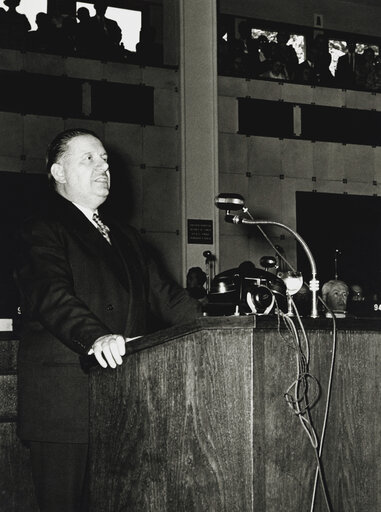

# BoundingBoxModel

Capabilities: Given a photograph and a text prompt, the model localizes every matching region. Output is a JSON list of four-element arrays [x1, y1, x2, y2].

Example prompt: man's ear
[[50, 162, 66, 184]]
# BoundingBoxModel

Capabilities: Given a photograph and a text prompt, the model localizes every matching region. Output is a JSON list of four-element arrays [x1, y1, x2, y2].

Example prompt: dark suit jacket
[[15, 193, 200, 443]]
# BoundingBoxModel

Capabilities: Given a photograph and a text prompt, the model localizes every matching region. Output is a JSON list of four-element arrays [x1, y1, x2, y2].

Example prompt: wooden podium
[[88, 316, 380, 512]]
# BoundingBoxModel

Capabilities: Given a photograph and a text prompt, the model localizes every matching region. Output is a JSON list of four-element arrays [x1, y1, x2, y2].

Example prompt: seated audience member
[[272, 32, 298, 80], [186, 267, 207, 301], [2, 0, 30, 49], [312, 33, 333, 85], [347, 283, 369, 316], [135, 25, 163, 65], [355, 47, 377, 90], [321, 279, 349, 317], [335, 41, 358, 89], [231, 20, 259, 77], [260, 58, 289, 81]]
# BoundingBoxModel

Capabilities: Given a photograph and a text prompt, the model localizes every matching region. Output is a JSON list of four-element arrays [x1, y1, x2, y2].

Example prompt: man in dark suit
[[335, 41, 358, 89], [15, 128, 201, 511]]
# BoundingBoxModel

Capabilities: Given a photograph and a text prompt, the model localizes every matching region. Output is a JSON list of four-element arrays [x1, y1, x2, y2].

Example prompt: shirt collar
[[72, 202, 97, 223]]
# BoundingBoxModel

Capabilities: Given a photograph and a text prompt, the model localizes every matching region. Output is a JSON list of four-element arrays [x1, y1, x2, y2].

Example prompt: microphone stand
[[226, 212, 319, 318]]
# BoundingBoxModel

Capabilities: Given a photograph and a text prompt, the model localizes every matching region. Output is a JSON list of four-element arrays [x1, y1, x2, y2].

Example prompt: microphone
[[214, 193, 320, 318], [215, 193, 245, 211]]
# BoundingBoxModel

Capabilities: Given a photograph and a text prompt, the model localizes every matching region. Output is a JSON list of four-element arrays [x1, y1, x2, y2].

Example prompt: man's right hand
[[88, 334, 126, 369]]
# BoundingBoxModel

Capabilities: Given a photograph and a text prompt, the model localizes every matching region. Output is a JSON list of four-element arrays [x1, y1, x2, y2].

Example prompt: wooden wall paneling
[[22, 157, 45, 174], [0, 113, 23, 156], [154, 87, 179, 127], [218, 75, 248, 97], [23, 115, 65, 159], [247, 79, 282, 101], [344, 89, 376, 111], [280, 176, 313, 229], [64, 118, 105, 138], [312, 141, 345, 181], [143, 125, 178, 168], [105, 122, 143, 166], [0, 156, 22, 174], [103, 61, 143, 85], [219, 132, 248, 174], [23, 51, 65, 76], [280, 138, 314, 179], [0, 49, 22, 72], [281, 82, 313, 104], [313, 86, 344, 108], [248, 174, 283, 221], [142, 66, 179, 90], [343, 181, 375, 197], [375, 93, 381, 112], [248, 136, 282, 177], [65, 56, 105, 81], [342, 143, 374, 182], [142, 167, 180, 232], [218, 95, 239, 133], [141, 231, 182, 283], [374, 146, 381, 182], [219, 233, 250, 270]]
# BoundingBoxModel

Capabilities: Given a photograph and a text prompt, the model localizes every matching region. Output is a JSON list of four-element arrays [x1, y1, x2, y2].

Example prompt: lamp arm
[[240, 218, 319, 318]]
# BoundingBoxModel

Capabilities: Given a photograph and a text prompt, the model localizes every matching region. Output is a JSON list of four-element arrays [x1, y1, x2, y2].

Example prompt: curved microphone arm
[[229, 214, 319, 318]]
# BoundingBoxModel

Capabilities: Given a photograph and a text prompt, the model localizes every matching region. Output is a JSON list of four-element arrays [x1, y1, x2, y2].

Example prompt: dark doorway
[[296, 191, 381, 299]]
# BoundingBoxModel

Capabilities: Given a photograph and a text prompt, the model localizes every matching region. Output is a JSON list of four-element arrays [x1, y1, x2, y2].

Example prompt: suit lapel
[[51, 193, 131, 292]]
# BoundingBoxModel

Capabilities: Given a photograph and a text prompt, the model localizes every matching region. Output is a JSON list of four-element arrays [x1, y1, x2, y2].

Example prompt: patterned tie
[[92, 213, 111, 244]]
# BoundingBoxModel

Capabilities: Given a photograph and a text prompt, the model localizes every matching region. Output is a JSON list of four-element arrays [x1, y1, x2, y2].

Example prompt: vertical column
[[179, 0, 219, 286]]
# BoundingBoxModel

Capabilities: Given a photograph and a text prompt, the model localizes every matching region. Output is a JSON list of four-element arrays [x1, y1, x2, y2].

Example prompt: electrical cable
[[236, 209, 337, 511], [274, 299, 334, 511], [309, 296, 337, 512]]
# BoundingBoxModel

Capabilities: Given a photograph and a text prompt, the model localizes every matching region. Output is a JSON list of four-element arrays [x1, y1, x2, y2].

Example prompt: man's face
[[327, 284, 349, 311], [53, 134, 110, 210]]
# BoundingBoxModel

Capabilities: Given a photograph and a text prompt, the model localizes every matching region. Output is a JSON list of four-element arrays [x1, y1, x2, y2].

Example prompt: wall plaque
[[187, 219, 213, 244]]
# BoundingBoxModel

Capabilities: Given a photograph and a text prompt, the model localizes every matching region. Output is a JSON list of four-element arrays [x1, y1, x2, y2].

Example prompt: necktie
[[92, 213, 111, 245]]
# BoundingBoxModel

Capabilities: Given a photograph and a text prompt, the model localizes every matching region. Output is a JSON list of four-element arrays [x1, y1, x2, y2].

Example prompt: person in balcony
[[260, 58, 289, 81], [2, 0, 30, 49], [355, 47, 377, 90], [232, 20, 259, 77], [88, 0, 123, 60], [335, 40, 358, 89], [272, 32, 298, 81]]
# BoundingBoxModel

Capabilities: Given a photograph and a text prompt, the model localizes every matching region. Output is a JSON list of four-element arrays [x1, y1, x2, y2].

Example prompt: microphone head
[[215, 193, 245, 211]]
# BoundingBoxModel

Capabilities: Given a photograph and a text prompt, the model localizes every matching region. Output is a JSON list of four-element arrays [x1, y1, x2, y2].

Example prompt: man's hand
[[88, 334, 126, 369]]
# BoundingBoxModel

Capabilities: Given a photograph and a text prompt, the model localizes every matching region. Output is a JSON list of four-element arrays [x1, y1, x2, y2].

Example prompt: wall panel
[[154, 88, 179, 127], [248, 136, 282, 177], [143, 125, 178, 168], [0, 113, 22, 156], [23, 52, 65, 76], [280, 138, 314, 179], [219, 132, 248, 174], [23, 116, 65, 159], [218, 96, 238, 133], [142, 167, 180, 232]]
